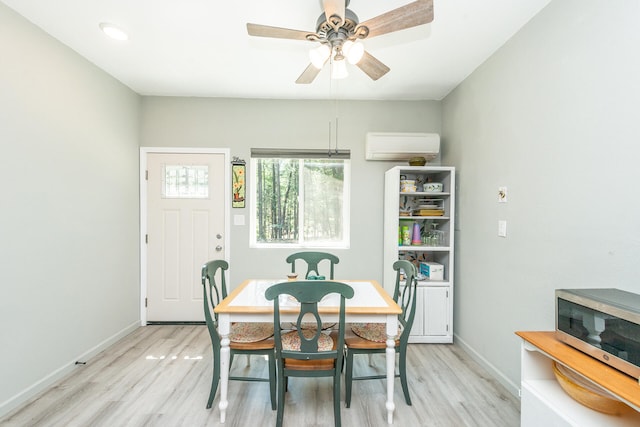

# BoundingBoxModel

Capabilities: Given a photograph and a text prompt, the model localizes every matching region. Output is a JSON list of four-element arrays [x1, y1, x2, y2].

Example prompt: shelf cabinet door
[[408, 286, 451, 339], [410, 286, 425, 336], [423, 286, 450, 336]]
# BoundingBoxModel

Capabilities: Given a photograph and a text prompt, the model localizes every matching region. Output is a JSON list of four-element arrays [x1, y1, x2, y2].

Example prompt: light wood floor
[[1, 325, 520, 427]]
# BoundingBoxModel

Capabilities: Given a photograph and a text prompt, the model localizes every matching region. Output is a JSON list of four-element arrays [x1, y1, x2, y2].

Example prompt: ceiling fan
[[246, 0, 434, 84]]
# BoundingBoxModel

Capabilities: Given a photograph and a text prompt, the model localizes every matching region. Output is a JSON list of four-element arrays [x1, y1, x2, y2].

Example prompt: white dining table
[[214, 279, 402, 424]]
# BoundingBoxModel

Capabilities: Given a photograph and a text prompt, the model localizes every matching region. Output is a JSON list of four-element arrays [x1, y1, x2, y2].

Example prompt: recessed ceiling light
[[99, 22, 129, 41]]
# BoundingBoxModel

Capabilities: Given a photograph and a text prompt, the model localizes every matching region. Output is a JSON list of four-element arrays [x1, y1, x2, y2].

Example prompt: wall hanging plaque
[[232, 158, 246, 208]]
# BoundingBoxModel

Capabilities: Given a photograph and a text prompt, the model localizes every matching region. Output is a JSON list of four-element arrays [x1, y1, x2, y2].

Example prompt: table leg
[[385, 315, 397, 424], [218, 314, 231, 423]]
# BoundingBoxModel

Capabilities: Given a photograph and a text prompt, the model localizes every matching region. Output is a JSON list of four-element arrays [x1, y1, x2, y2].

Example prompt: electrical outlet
[[498, 186, 508, 203]]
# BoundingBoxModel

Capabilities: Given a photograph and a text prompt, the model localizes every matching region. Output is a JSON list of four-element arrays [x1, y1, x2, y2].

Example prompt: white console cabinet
[[384, 166, 455, 343], [517, 331, 640, 427]]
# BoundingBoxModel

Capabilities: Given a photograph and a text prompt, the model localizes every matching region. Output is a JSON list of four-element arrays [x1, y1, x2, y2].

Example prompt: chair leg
[[268, 353, 276, 410], [399, 349, 412, 406], [207, 351, 220, 409], [344, 350, 354, 408], [333, 371, 342, 427], [276, 361, 285, 427]]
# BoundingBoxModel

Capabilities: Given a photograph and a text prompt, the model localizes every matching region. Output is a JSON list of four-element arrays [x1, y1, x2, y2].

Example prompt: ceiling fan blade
[[247, 23, 315, 41], [296, 63, 322, 84], [356, 0, 434, 39], [356, 51, 390, 81], [323, 0, 346, 30]]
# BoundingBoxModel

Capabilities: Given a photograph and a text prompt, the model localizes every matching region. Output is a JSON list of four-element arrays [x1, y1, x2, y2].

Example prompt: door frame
[[139, 147, 231, 325]]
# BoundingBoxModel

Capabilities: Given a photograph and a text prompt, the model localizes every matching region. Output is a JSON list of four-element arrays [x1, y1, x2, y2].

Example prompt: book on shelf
[[413, 209, 444, 216]]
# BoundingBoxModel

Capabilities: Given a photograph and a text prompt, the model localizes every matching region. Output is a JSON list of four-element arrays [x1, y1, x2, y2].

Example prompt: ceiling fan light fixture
[[310, 44, 331, 69], [99, 22, 129, 41], [343, 40, 364, 64], [247, 0, 434, 84], [331, 59, 348, 79]]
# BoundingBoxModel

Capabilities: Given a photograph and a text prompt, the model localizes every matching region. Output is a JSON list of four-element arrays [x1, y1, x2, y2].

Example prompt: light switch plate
[[233, 214, 245, 226], [498, 220, 507, 237]]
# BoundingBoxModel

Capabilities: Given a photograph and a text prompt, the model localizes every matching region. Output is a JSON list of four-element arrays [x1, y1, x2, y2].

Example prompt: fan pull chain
[[335, 117, 339, 153], [327, 61, 340, 157], [328, 120, 332, 155], [333, 78, 340, 154]]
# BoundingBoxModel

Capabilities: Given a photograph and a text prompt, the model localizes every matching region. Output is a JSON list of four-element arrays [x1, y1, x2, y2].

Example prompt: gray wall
[[442, 0, 640, 393], [0, 4, 140, 414], [139, 97, 441, 286]]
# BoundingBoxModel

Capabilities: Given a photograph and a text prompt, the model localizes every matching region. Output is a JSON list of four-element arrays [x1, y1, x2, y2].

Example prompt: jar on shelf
[[401, 226, 411, 246]]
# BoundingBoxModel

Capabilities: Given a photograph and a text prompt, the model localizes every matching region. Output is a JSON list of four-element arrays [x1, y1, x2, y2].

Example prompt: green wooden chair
[[344, 260, 419, 407], [285, 251, 340, 279], [201, 260, 276, 410], [265, 280, 354, 427]]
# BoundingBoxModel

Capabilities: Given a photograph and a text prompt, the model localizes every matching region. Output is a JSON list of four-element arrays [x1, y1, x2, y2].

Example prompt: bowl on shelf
[[552, 361, 629, 415], [408, 156, 427, 166], [424, 182, 443, 193]]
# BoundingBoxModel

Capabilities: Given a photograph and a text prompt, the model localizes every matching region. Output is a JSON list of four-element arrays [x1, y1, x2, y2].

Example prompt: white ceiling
[[2, 0, 551, 101]]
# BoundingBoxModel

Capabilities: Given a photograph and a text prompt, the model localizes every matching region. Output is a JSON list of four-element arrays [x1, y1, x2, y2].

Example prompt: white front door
[[145, 151, 228, 321]]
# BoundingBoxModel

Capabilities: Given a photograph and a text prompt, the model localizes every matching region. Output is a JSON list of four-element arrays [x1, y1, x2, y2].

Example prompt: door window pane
[[163, 165, 209, 198]]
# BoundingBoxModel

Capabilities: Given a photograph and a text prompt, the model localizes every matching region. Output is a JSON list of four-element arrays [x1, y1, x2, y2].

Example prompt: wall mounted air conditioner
[[365, 132, 440, 161]]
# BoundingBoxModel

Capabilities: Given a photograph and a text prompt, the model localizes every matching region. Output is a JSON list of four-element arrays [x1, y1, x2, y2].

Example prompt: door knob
[[215, 245, 223, 251], [216, 234, 222, 239]]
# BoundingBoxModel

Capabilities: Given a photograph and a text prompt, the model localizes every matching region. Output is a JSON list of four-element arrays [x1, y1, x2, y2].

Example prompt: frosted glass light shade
[[309, 44, 331, 69], [331, 59, 348, 79], [343, 40, 364, 64]]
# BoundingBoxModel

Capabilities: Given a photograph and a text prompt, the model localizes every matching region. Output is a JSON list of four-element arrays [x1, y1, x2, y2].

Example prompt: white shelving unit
[[383, 166, 455, 344], [518, 331, 640, 426]]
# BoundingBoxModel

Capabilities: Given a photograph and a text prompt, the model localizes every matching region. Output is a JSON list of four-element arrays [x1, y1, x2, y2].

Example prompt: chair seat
[[229, 322, 274, 343], [346, 323, 401, 347], [283, 331, 338, 370], [281, 330, 333, 351], [230, 337, 275, 351]]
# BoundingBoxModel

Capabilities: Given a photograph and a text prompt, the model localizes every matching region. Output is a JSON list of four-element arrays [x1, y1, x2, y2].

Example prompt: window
[[250, 149, 350, 248]]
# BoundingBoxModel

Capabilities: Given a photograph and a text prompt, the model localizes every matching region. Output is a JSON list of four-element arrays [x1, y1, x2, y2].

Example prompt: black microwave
[[556, 288, 640, 380]]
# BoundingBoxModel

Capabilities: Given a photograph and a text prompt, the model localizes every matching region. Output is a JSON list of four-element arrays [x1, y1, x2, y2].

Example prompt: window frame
[[249, 153, 351, 249]]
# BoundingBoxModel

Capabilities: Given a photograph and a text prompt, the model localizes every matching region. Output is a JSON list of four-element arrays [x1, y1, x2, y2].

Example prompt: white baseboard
[[454, 332, 521, 399], [0, 320, 141, 419]]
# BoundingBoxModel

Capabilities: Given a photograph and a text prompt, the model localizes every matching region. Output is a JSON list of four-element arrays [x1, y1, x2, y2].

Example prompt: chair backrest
[[392, 260, 419, 346], [201, 260, 229, 349], [202, 259, 229, 299], [265, 281, 354, 363], [285, 251, 340, 279]]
